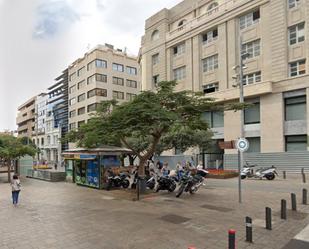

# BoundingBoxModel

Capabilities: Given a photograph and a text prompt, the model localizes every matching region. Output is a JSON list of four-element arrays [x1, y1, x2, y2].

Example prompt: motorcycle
[[106, 169, 130, 190], [154, 175, 177, 193], [131, 170, 157, 190], [241, 162, 278, 180]]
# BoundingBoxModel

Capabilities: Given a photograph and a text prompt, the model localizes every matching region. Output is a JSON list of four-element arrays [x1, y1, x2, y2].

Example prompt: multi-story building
[[140, 0, 309, 171], [68, 44, 140, 141], [16, 96, 36, 138]]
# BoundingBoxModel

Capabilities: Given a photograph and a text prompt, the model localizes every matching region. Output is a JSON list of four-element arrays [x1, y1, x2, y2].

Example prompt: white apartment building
[[140, 0, 309, 171], [68, 44, 140, 139]]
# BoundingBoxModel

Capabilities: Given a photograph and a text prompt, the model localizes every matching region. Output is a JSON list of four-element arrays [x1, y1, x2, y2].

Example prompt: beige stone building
[[140, 0, 309, 171], [68, 44, 140, 145], [16, 96, 36, 138]]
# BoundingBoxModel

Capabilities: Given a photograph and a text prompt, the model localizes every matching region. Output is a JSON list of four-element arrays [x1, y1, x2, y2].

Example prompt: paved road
[[0, 174, 308, 249]]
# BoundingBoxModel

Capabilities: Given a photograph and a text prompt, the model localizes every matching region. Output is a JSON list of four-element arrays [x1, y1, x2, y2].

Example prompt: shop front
[[63, 146, 132, 189]]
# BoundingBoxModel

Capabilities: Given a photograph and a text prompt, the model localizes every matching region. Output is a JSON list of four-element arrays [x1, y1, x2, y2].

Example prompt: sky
[[0, 0, 182, 131]]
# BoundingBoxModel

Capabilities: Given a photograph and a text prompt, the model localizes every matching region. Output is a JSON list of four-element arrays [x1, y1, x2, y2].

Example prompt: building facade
[[140, 0, 309, 171], [16, 96, 36, 138], [68, 44, 140, 143]]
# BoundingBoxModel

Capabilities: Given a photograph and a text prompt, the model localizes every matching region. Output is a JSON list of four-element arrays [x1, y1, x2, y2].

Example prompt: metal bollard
[[281, 199, 287, 220], [245, 216, 253, 243], [283, 171, 286, 179], [291, 193, 297, 211], [302, 173, 306, 183], [136, 178, 140, 201], [265, 207, 272, 230], [303, 189, 308, 205], [228, 229, 236, 249], [301, 168, 304, 174]]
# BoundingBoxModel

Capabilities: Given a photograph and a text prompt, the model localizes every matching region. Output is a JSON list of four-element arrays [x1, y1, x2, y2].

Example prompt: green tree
[[66, 81, 242, 175], [0, 135, 37, 182]]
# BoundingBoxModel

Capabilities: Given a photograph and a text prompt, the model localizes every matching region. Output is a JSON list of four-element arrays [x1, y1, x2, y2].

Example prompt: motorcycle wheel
[[266, 174, 275, 180], [147, 182, 155, 190], [168, 181, 177, 192], [155, 184, 161, 193], [122, 179, 130, 189], [176, 184, 185, 198], [241, 175, 246, 179], [131, 182, 137, 189], [106, 181, 112, 191]]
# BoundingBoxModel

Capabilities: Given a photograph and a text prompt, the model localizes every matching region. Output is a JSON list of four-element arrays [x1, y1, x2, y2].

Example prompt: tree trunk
[[7, 160, 11, 183], [138, 157, 147, 176]]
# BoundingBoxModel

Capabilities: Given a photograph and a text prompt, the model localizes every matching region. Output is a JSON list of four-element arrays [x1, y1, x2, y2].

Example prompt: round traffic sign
[[236, 138, 249, 152]]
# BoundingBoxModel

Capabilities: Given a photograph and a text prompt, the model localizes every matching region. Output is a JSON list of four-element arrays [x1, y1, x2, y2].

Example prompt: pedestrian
[[54, 162, 58, 171], [11, 175, 21, 207], [161, 162, 170, 176]]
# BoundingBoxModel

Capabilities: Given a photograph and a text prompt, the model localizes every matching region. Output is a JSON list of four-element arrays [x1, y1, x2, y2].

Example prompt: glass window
[[112, 91, 124, 100], [126, 66, 137, 75], [87, 103, 98, 113], [77, 67, 85, 76], [289, 60, 306, 77], [151, 30, 159, 41], [112, 63, 124, 72], [78, 107, 85, 115], [153, 75, 159, 86], [241, 40, 260, 60], [202, 54, 218, 73], [288, 0, 300, 9], [69, 72, 76, 81], [78, 120, 85, 128], [202, 28, 218, 44], [69, 123, 76, 130], [247, 137, 261, 153], [239, 10, 260, 30], [202, 111, 224, 128], [69, 85, 76, 94], [126, 79, 137, 88], [152, 53, 159, 65], [77, 93, 85, 102], [285, 96, 306, 120], [173, 66, 186, 81], [87, 59, 107, 70], [203, 83, 219, 94], [289, 22, 305, 45], [173, 43, 186, 56], [112, 77, 124, 86], [77, 80, 86, 89], [87, 74, 107, 84], [286, 135, 307, 151], [87, 88, 107, 98], [126, 93, 136, 101], [69, 110, 76, 118], [242, 72, 261, 85], [244, 102, 260, 124], [69, 97, 76, 106]]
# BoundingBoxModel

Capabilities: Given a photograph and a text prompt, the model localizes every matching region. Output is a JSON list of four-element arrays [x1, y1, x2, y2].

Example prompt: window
[[69, 122, 76, 130], [289, 22, 305, 45], [87, 59, 107, 70], [69, 72, 76, 81], [202, 54, 218, 73], [87, 74, 107, 84], [241, 39, 260, 60], [202, 111, 224, 128], [289, 60, 306, 77], [78, 107, 85, 115], [87, 103, 98, 112], [288, 0, 300, 9], [87, 88, 107, 98], [127, 66, 137, 75], [77, 67, 85, 76], [126, 93, 136, 101], [152, 53, 159, 65], [151, 30, 159, 41], [203, 83, 219, 94], [239, 10, 260, 30], [69, 85, 76, 94], [285, 96, 306, 120], [153, 75, 159, 86], [78, 93, 85, 102], [69, 97, 76, 106], [78, 120, 85, 128], [202, 28, 218, 44], [69, 110, 76, 118], [207, 2, 219, 14], [173, 66, 186, 81], [112, 63, 124, 72], [78, 80, 86, 89], [247, 137, 261, 153], [286, 135, 307, 151], [126, 79, 137, 88], [113, 77, 124, 86], [178, 20, 186, 27], [244, 102, 260, 124], [173, 43, 186, 56], [242, 72, 261, 85], [113, 91, 124, 100]]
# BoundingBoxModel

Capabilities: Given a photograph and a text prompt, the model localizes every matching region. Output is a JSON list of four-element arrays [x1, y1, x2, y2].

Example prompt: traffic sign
[[236, 138, 249, 152]]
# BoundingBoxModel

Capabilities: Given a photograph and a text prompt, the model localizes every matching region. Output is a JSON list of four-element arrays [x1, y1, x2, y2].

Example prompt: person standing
[[11, 175, 21, 207], [54, 162, 58, 171]]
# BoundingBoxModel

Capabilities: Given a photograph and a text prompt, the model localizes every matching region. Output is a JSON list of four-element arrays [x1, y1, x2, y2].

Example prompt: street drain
[[160, 214, 191, 224], [200, 204, 233, 212]]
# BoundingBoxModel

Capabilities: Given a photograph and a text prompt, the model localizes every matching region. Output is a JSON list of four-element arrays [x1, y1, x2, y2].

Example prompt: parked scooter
[[106, 169, 130, 190], [155, 175, 177, 193], [241, 161, 278, 180]]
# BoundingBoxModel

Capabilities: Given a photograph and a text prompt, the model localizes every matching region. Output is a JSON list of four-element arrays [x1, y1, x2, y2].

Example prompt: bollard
[[303, 189, 308, 205], [302, 173, 306, 183], [136, 178, 140, 201], [291, 193, 297, 211], [283, 171, 286, 179], [245, 216, 253, 243], [265, 207, 272, 230], [281, 199, 287, 220], [228, 230, 236, 249], [301, 168, 304, 174]]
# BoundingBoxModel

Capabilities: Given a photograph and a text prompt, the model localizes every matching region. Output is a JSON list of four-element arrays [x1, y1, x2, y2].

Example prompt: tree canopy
[[66, 81, 241, 175]]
